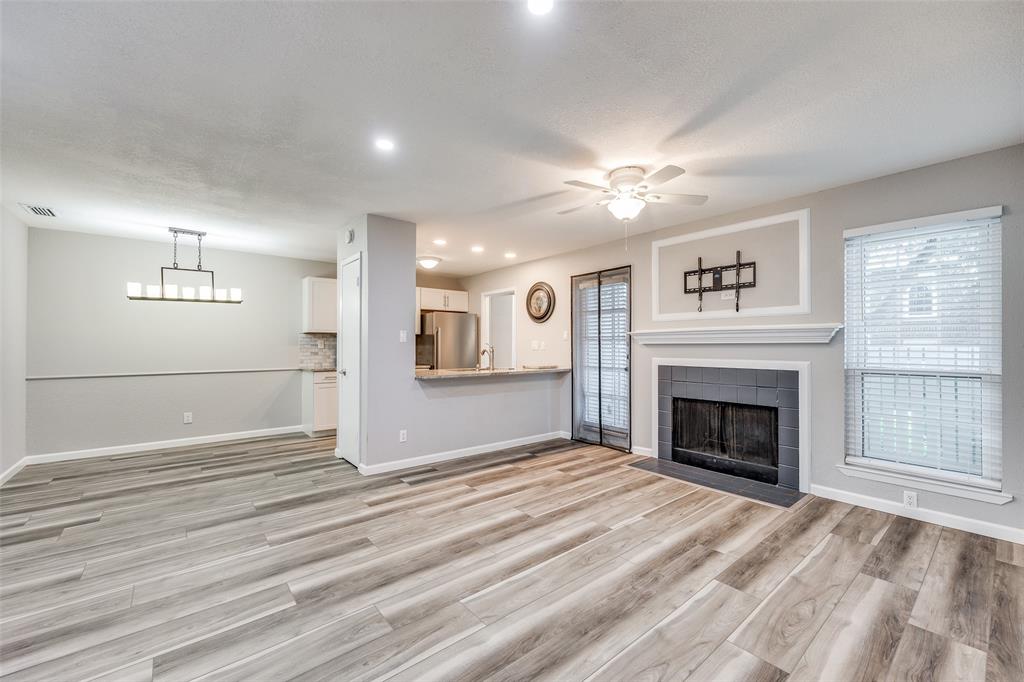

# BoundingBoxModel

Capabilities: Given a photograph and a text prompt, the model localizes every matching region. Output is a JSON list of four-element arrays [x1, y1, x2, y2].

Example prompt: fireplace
[[656, 365, 800, 490], [673, 398, 778, 484]]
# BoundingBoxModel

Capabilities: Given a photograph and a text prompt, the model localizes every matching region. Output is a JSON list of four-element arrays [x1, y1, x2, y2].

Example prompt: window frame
[[842, 206, 1004, 495]]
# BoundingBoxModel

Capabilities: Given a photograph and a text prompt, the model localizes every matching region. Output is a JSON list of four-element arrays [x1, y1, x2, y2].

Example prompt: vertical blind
[[844, 218, 1002, 485]]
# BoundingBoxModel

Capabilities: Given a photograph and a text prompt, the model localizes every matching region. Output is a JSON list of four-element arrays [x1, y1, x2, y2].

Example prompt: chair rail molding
[[631, 323, 843, 345]]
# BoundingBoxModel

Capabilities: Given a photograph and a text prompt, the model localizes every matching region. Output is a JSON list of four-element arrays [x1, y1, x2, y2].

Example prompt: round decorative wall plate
[[526, 282, 555, 323]]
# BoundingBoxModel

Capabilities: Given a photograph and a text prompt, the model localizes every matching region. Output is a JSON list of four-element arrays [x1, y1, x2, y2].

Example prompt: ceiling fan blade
[[565, 180, 612, 193], [557, 204, 593, 215], [641, 192, 708, 206], [641, 165, 685, 188]]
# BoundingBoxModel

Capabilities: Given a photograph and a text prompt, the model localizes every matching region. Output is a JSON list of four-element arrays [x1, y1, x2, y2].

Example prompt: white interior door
[[338, 255, 361, 464]]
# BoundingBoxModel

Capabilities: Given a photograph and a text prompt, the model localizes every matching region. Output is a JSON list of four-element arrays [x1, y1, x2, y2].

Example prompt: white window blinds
[[844, 217, 1002, 486]]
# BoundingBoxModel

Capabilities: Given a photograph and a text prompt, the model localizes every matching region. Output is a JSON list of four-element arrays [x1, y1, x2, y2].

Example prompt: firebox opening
[[672, 397, 779, 484]]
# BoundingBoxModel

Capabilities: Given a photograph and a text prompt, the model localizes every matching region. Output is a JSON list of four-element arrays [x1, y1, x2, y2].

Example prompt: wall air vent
[[19, 203, 57, 217]]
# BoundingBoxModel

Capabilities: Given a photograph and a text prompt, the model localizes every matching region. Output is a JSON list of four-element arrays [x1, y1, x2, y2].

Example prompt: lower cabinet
[[302, 371, 337, 435]]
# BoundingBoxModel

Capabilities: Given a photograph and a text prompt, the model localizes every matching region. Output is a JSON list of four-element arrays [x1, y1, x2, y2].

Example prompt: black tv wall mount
[[683, 250, 756, 312]]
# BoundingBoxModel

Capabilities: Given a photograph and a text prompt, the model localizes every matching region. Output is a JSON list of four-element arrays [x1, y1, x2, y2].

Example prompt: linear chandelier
[[126, 228, 242, 304]]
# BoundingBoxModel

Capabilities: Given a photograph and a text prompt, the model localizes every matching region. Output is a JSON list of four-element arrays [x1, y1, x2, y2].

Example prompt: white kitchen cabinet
[[302, 371, 337, 435], [419, 287, 447, 311], [446, 289, 469, 312], [302, 277, 337, 333], [417, 287, 469, 313]]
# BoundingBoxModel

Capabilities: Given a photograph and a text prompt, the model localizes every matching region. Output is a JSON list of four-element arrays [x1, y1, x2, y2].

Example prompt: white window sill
[[839, 459, 1012, 505]]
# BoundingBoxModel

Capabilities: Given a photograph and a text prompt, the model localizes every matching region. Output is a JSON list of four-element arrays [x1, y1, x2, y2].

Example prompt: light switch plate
[[399, 429, 407, 443], [399, 330, 408, 343], [183, 412, 193, 424]]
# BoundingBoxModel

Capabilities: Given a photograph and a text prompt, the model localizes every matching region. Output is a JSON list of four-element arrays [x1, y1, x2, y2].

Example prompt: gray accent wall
[[1, 208, 28, 475], [24, 228, 335, 454], [337, 215, 568, 471], [459, 144, 1023, 531]]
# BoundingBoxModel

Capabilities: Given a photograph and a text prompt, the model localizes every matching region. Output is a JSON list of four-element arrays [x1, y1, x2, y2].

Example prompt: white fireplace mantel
[[631, 323, 843, 346]]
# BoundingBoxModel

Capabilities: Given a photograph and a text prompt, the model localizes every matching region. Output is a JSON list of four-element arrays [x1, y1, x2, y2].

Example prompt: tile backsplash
[[299, 333, 337, 370]]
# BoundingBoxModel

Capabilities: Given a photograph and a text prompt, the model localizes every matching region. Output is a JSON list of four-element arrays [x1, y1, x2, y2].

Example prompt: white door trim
[[337, 252, 363, 465], [650, 357, 812, 493]]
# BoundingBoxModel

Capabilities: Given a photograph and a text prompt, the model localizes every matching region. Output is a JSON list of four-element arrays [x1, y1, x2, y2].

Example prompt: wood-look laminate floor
[[0, 434, 1020, 682]]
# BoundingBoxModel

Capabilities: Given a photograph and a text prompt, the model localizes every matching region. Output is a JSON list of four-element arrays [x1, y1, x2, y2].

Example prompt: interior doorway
[[571, 266, 631, 451], [337, 253, 361, 465], [481, 288, 516, 369]]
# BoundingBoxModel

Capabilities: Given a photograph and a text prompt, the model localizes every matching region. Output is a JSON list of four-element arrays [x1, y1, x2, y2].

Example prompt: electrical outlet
[[183, 412, 193, 424], [540, 341, 546, 350], [721, 290, 735, 300], [399, 429, 407, 443], [317, 339, 325, 350], [399, 330, 408, 343], [531, 340, 540, 351], [903, 490, 918, 508]]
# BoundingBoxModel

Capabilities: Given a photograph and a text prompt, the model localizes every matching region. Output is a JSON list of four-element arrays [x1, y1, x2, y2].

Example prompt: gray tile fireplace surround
[[656, 365, 800, 491]]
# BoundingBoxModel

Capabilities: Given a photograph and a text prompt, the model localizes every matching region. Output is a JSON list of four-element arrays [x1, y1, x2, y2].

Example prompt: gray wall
[[338, 215, 567, 471], [26, 228, 335, 454], [1, 208, 28, 475], [460, 144, 1023, 530]]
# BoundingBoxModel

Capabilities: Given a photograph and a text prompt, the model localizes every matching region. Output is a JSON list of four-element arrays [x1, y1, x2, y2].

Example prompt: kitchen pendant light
[[126, 228, 242, 304]]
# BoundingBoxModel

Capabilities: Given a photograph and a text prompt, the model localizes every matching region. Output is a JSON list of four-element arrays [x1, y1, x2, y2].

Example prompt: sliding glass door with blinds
[[572, 266, 631, 451], [844, 211, 1002, 488]]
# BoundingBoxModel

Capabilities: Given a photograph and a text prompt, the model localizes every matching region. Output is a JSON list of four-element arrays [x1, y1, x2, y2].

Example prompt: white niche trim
[[651, 208, 811, 321]]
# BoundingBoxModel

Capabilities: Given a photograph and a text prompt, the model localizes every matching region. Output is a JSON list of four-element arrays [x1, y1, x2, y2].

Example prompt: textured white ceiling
[[3, 1, 1022, 274]]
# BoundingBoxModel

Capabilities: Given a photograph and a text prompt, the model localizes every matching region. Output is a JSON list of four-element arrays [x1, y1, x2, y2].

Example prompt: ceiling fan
[[558, 165, 708, 221]]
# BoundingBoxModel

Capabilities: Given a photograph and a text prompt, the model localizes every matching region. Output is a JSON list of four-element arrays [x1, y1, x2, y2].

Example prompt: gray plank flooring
[[0, 434, 1019, 681]]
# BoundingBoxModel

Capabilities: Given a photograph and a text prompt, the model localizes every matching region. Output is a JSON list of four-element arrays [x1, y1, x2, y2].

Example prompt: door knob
[[338, 369, 347, 376]]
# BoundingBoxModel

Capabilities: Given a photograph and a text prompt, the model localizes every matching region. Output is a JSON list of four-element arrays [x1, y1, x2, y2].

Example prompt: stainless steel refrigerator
[[422, 312, 479, 369]]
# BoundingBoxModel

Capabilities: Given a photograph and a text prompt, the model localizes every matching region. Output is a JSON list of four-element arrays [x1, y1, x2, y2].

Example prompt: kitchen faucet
[[480, 343, 494, 370]]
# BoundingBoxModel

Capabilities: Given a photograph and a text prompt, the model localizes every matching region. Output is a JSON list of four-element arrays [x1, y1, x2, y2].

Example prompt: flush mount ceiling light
[[417, 256, 442, 269], [126, 228, 241, 304], [471, 245, 484, 253], [432, 238, 447, 246], [504, 251, 517, 259], [528, 0, 554, 16], [374, 137, 396, 152]]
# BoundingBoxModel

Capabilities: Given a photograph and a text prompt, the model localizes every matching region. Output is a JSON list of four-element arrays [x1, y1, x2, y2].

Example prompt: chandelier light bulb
[[608, 196, 646, 221]]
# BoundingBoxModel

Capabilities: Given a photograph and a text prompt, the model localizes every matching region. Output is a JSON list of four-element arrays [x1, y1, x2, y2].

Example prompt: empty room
[[1, 1, 1022, 681]]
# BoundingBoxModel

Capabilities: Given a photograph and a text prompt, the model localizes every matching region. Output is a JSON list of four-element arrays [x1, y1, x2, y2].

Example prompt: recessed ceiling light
[[432, 238, 447, 246], [417, 256, 441, 269], [471, 245, 484, 253], [528, 0, 553, 16], [374, 137, 395, 152], [504, 252, 517, 259]]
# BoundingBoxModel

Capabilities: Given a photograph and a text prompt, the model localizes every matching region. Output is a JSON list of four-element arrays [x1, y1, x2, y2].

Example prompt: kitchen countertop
[[300, 367, 336, 372], [415, 367, 571, 381]]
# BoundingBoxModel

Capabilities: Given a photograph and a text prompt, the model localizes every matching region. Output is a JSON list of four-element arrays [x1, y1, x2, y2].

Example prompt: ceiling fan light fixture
[[417, 256, 441, 269], [608, 196, 646, 221]]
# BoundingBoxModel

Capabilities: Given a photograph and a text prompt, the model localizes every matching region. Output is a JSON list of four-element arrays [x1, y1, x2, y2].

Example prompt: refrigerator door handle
[[433, 327, 440, 369]]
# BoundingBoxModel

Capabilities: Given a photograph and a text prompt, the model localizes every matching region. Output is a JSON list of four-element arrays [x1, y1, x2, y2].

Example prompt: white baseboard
[[357, 431, 573, 476], [0, 425, 304, 486], [631, 446, 654, 457], [810, 484, 1024, 544]]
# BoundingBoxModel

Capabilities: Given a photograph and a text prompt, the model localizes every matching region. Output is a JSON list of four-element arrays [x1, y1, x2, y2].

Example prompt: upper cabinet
[[302, 277, 337, 333], [418, 287, 468, 313]]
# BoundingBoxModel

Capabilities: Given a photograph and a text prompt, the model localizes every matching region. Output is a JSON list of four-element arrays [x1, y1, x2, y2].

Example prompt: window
[[844, 214, 1002, 487]]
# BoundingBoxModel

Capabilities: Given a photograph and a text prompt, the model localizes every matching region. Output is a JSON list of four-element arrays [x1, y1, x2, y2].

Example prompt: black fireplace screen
[[673, 398, 778, 482]]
